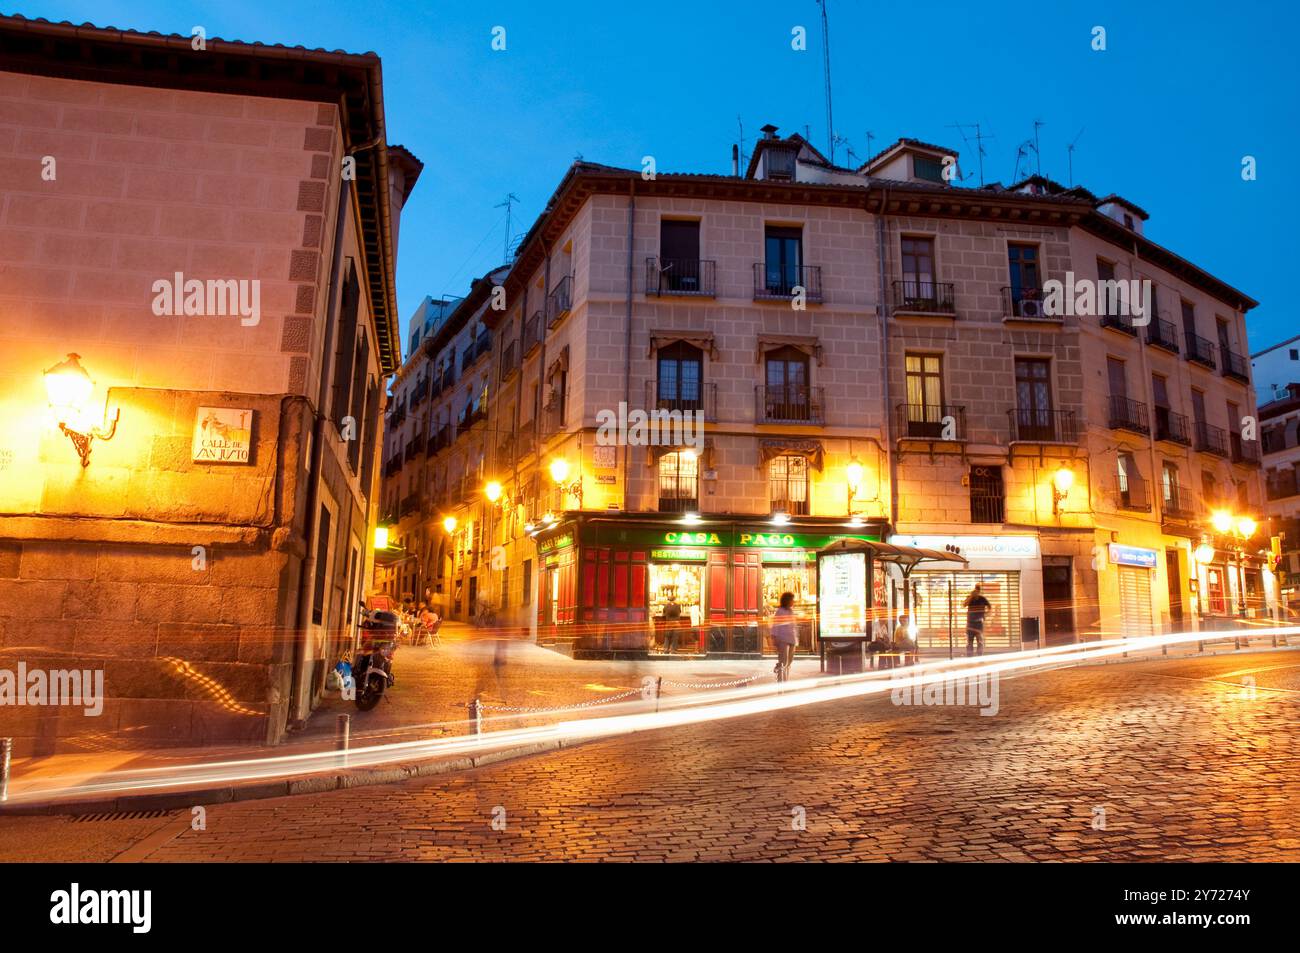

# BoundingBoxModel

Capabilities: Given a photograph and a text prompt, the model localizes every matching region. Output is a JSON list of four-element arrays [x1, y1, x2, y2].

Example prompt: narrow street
[[4, 650, 1297, 862]]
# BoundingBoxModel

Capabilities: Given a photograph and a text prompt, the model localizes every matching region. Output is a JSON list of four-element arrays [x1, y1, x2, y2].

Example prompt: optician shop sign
[[1108, 543, 1158, 569], [889, 535, 1039, 560]]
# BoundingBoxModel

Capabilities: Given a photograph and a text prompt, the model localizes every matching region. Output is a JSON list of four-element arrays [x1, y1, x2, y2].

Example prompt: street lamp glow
[[549, 458, 570, 484], [682, 511, 701, 524], [1052, 466, 1075, 495], [1211, 510, 1234, 535], [772, 511, 790, 526], [1195, 542, 1216, 565], [1235, 516, 1257, 538], [442, 515, 458, 533], [846, 459, 864, 491], [373, 525, 389, 550], [43, 352, 94, 415], [484, 480, 503, 503]]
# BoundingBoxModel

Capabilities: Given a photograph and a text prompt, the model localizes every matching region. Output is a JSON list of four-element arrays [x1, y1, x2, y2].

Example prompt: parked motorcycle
[[352, 610, 398, 711]]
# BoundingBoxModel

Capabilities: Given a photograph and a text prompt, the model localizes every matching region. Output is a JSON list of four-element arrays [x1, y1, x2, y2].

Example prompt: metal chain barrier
[[659, 673, 772, 690], [477, 686, 645, 714]]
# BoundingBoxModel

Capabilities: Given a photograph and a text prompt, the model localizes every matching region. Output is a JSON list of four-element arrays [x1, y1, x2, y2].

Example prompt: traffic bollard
[[469, 696, 482, 735], [336, 714, 350, 767]]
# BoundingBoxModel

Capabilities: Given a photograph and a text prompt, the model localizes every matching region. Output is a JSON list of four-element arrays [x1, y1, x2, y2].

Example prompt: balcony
[[522, 311, 542, 355], [645, 379, 717, 421], [1230, 433, 1261, 467], [1001, 286, 1056, 322], [1100, 311, 1139, 336], [399, 492, 424, 519], [1222, 348, 1250, 384], [1008, 408, 1078, 443], [1108, 395, 1150, 435], [1161, 485, 1198, 522], [460, 347, 474, 373], [1194, 420, 1229, 457], [756, 385, 825, 425], [1153, 407, 1191, 446], [427, 424, 450, 456], [1184, 331, 1217, 370], [1112, 476, 1152, 513], [753, 263, 823, 302], [1145, 318, 1180, 354], [546, 275, 573, 328], [475, 331, 492, 360], [896, 403, 966, 441], [1266, 468, 1299, 500], [457, 402, 486, 431], [645, 257, 716, 297], [499, 340, 518, 381], [891, 279, 955, 316]]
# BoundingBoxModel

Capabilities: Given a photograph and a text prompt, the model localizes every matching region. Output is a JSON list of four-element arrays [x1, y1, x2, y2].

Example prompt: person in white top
[[771, 592, 798, 682]]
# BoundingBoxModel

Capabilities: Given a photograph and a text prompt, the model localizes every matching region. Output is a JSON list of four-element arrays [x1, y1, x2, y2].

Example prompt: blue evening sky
[[21, 0, 1299, 351]]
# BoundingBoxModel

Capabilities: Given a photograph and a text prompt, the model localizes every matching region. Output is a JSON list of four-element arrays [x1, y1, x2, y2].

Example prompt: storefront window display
[[762, 559, 816, 650], [649, 562, 703, 652]]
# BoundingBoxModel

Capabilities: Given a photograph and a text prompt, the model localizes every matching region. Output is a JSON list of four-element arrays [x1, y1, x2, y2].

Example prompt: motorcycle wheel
[[354, 681, 383, 711]]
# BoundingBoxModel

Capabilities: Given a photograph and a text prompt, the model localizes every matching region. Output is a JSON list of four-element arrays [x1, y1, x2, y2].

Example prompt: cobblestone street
[[4, 649, 1297, 862]]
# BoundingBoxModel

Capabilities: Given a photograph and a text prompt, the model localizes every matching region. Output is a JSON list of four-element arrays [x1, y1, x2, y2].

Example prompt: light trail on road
[[5, 626, 1298, 806]]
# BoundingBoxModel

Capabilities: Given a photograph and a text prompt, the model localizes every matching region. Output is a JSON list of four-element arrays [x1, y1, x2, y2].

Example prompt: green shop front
[[531, 515, 887, 657]]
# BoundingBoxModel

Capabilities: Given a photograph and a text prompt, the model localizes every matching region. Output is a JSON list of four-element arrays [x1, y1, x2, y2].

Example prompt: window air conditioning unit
[[1020, 298, 1044, 318]]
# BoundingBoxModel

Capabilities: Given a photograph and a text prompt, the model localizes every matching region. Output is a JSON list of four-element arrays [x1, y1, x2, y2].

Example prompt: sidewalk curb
[[0, 738, 570, 818]]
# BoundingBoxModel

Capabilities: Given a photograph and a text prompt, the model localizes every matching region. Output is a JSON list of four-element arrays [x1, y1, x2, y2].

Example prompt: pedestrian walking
[[963, 584, 992, 657], [771, 592, 798, 682]]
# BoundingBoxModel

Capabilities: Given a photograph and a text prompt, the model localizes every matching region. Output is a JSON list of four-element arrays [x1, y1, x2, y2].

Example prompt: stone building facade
[[387, 127, 1262, 656], [0, 16, 416, 753]]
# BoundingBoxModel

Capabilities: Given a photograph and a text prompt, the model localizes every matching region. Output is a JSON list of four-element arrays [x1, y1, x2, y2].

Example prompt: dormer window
[[913, 154, 944, 184], [765, 146, 797, 181]]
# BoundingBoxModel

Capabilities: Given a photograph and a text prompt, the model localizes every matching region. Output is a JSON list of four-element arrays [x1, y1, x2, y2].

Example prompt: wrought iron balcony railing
[[1184, 331, 1217, 369], [891, 279, 955, 315], [756, 385, 825, 424], [1109, 395, 1150, 435], [546, 275, 573, 328], [645, 257, 716, 297], [499, 340, 518, 381], [754, 263, 823, 302], [1008, 408, 1078, 443], [1266, 469, 1299, 500], [896, 403, 966, 441], [646, 379, 717, 421], [1230, 433, 1261, 466], [1222, 348, 1250, 384], [1112, 477, 1152, 513], [1161, 484, 1197, 520], [522, 311, 543, 355], [1100, 312, 1138, 336], [1194, 420, 1229, 457], [1154, 407, 1191, 446], [1001, 285, 1053, 320], [1145, 318, 1180, 353]]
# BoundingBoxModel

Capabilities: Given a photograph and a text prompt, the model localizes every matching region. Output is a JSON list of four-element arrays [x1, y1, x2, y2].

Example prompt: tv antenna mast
[[947, 121, 994, 185], [832, 133, 856, 167], [494, 193, 519, 264], [1032, 118, 1045, 176], [1066, 127, 1085, 186], [817, 0, 834, 164]]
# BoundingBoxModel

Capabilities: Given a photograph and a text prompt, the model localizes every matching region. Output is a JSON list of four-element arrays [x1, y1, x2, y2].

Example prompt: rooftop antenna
[[863, 130, 876, 167], [736, 115, 748, 169], [1033, 118, 1045, 176], [1067, 127, 1086, 187], [1013, 137, 1037, 183], [832, 133, 855, 167], [817, 0, 834, 164], [947, 121, 994, 185], [494, 193, 519, 264]]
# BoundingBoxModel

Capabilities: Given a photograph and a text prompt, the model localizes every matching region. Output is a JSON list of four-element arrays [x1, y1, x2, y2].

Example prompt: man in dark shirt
[[963, 584, 992, 656]]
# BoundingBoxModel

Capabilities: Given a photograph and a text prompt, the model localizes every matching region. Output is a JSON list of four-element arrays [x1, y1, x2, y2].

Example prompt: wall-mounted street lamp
[[846, 457, 864, 515], [1051, 465, 1075, 516], [44, 353, 118, 467], [484, 480, 503, 503], [373, 525, 391, 550], [442, 515, 458, 533], [548, 457, 582, 508]]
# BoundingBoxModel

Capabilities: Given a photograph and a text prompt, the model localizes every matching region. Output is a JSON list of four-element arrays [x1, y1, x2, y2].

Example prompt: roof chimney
[[731, 143, 739, 176], [760, 123, 779, 140]]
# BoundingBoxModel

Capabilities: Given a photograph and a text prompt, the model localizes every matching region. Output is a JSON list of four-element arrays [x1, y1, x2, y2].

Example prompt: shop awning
[[817, 537, 967, 568]]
